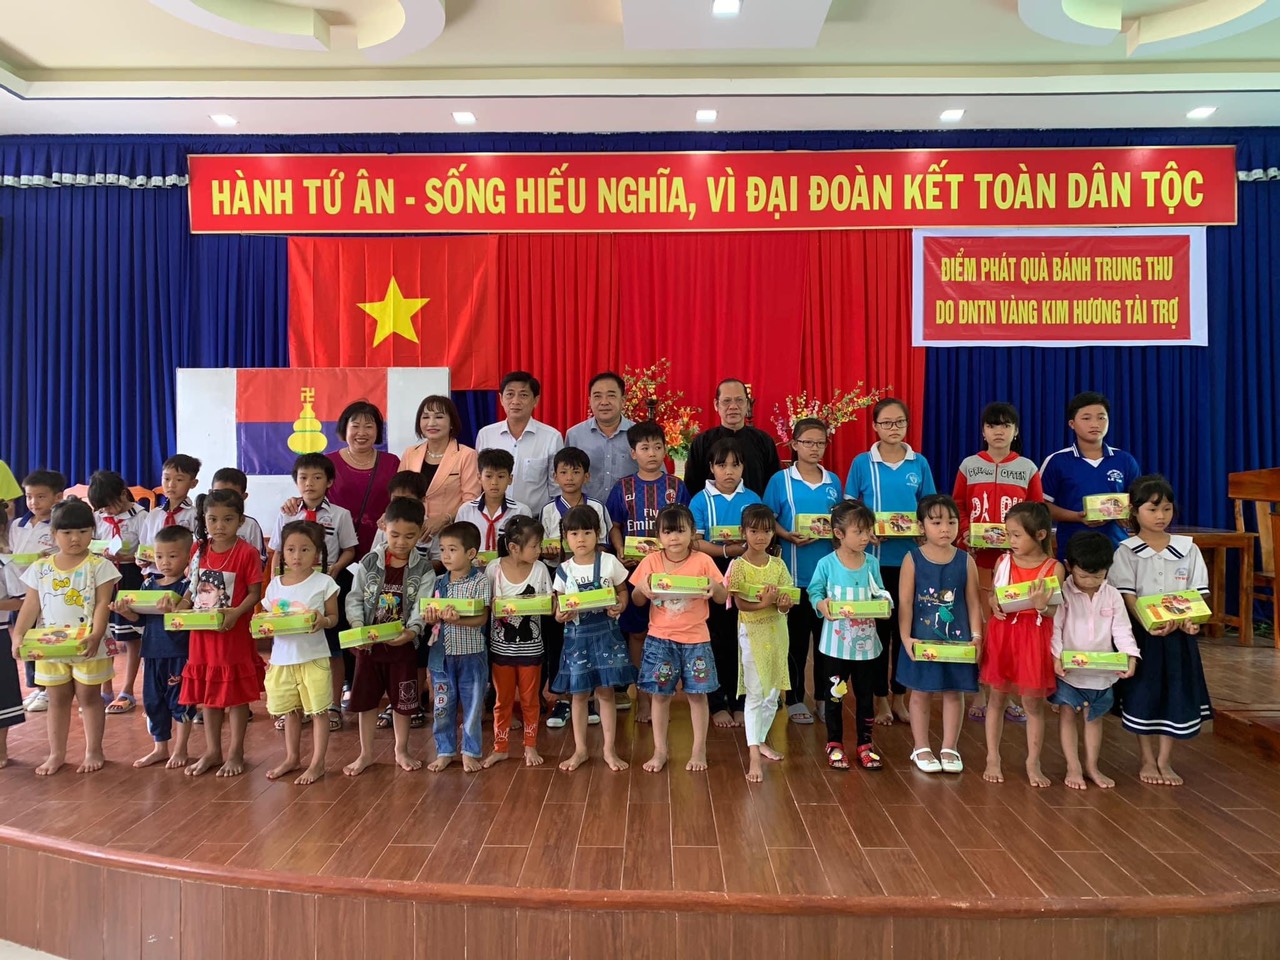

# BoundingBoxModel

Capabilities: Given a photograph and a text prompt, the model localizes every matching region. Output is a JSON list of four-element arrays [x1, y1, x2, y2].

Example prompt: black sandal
[[328, 708, 343, 731], [375, 708, 393, 729], [409, 710, 427, 729]]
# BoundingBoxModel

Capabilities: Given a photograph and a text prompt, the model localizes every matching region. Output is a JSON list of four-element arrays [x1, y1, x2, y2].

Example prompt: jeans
[[431, 652, 488, 759]]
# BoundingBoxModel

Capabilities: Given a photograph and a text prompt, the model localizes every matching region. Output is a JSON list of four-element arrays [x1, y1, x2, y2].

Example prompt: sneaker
[[24, 690, 48, 713], [587, 699, 601, 725], [614, 691, 632, 712], [546, 701, 571, 728]]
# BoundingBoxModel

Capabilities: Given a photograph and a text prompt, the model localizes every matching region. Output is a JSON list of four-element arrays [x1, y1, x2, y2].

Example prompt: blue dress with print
[[894, 547, 979, 693]]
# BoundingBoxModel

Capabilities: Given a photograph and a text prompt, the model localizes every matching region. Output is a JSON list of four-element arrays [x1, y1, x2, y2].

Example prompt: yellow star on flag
[[358, 276, 430, 347]]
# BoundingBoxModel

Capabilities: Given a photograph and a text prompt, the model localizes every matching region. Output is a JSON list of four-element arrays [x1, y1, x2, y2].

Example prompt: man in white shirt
[[474, 371, 563, 511]]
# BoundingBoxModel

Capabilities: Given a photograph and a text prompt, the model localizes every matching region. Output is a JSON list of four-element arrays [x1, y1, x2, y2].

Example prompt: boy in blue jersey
[[1040, 392, 1141, 560]]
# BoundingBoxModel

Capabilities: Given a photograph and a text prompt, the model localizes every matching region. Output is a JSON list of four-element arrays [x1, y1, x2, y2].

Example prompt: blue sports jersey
[[605, 474, 690, 537]]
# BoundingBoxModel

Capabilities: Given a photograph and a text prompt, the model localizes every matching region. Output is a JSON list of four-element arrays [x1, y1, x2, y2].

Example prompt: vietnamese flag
[[287, 235, 499, 389]]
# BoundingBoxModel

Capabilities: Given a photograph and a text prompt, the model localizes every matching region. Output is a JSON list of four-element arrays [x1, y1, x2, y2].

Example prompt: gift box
[[734, 584, 802, 604], [339, 621, 404, 648], [650, 574, 710, 596], [475, 551, 499, 565], [557, 587, 617, 613], [794, 514, 832, 538], [913, 642, 977, 663], [135, 545, 157, 565], [163, 611, 226, 631], [421, 596, 487, 616], [8, 552, 45, 567], [250, 611, 318, 638], [995, 577, 1063, 613], [540, 537, 563, 552], [623, 536, 661, 559], [708, 525, 742, 543], [89, 539, 110, 555], [115, 590, 182, 615], [19, 624, 94, 661], [1135, 590, 1212, 631], [495, 595, 554, 617], [827, 599, 892, 620], [969, 523, 1010, 549], [1083, 493, 1130, 522], [1061, 650, 1130, 671], [874, 512, 921, 538]]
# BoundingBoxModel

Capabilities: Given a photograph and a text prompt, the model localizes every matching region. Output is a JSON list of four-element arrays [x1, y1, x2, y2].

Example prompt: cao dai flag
[[287, 235, 499, 389]]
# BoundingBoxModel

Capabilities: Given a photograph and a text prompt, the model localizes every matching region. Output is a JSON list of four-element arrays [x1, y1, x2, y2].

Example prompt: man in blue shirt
[[565, 371, 637, 505]]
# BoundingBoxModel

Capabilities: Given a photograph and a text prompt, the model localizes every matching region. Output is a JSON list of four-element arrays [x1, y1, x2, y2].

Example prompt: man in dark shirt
[[683, 378, 782, 496]]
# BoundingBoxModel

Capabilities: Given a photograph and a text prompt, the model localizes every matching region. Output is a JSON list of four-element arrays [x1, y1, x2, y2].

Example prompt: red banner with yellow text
[[912, 228, 1207, 347], [187, 147, 1237, 234]]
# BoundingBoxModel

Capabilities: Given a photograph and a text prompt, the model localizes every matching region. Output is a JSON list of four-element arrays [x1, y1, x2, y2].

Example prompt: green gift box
[[250, 611, 318, 638], [339, 621, 404, 648], [8, 552, 44, 567], [1083, 493, 1130, 522], [1135, 590, 1212, 631], [163, 611, 226, 631], [874, 512, 921, 538], [913, 642, 977, 663], [995, 576, 1063, 613], [734, 583, 802, 604], [557, 587, 616, 614], [89, 539, 110, 555], [116, 590, 182, 615], [794, 514, 831, 538], [135, 544, 157, 565], [828, 599, 892, 620], [474, 550, 499, 565], [421, 596, 487, 616], [623, 536, 660, 559], [649, 574, 710, 595], [19, 624, 94, 662], [969, 523, 1010, 549], [1061, 650, 1130, 671], [708, 525, 742, 542], [494, 595, 554, 617], [541, 537, 563, 552]]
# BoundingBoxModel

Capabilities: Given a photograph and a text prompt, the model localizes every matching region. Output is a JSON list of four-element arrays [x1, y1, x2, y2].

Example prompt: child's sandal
[[857, 744, 884, 770], [825, 742, 850, 770], [375, 708, 393, 729], [327, 708, 343, 731]]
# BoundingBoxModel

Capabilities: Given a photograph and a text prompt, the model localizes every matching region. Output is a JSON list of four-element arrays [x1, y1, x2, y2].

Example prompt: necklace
[[344, 447, 376, 469], [425, 440, 450, 460], [200, 541, 237, 571]]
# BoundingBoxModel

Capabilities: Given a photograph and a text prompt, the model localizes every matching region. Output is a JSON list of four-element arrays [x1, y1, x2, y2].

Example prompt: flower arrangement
[[622, 359, 704, 460], [662, 407, 702, 461], [771, 384, 890, 444]]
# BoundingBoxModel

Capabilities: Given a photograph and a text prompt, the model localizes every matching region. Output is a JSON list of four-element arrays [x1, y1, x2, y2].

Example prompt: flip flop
[[787, 702, 814, 725], [967, 703, 987, 721], [1004, 704, 1028, 723], [106, 693, 136, 715]]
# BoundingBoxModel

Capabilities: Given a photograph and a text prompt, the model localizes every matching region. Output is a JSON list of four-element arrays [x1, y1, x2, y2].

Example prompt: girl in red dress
[[979, 502, 1063, 788], [162, 489, 264, 778]]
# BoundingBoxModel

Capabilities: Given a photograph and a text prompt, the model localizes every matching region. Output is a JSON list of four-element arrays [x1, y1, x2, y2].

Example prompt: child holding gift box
[[110, 525, 195, 769], [89, 470, 149, 715], [12, 498, 121, 775], [456, 448, 533, 557], [807, 500, 893, 772], [630, 503, 728, 774], [139, 455, 202, 573], [261, 521, 340, 784], [551, 505, 635, 773], [423, 522, 492, 773], [896, 495, 981, 775], [980, 502, 1064, 788], [484, 516, 552, 768], [1111, 475, 1212, 787], [12, 470, 65, 714], [1050, 532, 1139, 791], [0, 508, 26, 766]]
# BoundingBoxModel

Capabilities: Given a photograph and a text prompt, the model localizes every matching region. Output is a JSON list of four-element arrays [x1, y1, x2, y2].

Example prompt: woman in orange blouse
[[399, 395, 482, 553]]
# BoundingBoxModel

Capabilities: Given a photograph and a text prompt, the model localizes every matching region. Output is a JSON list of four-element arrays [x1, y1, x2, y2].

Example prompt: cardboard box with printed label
[[794, 514, 831, 538], [495, 595, 554, 617], [827, 599, 892, 620], [1135, 591, 1212, 631], [913, 642, 977, 663], [995, 577, 1063, 613], [623, 536, 661, 559], [163, 611, 226, 631], [733, 584, 802, 604], [557, 587, 617, 613], [649, 574, 710, 596], [19, 624, 94, 661], [250, 611, 319, 638], [1061, 650, 1130, 671], [338, 621, 405, 648], [420, 596, 487, 617], [874, 512, 921, 538], [115, 590, 183, 616], [969, 523, 1010, 549], [1083, 493, 1130, 522], [708, 525, 742, 542]]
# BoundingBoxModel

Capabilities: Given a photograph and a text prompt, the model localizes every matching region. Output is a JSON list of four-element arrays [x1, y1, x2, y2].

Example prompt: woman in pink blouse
[[400, 395, 481, 552]]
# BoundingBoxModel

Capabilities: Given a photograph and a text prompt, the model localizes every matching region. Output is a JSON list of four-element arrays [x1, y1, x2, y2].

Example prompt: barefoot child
[[343, 498, 434, 776], [162, 489, 264, 778], [980, 502, 1064, 787], [807, 501, 892, 772], [484, 516, 552, 768], [550, 505, 635, 773], [110, 525, 196, 769], [1111, 475, 1212, 786], [1050, 532, 1139, 790], [88, 470, 148, 713], [424, 522, 491, 773], [630, 504, 728, 773], [896, 495, 981, 774], [11, 498, 121, 775], [0, 507, 27, 766], [725, 504, 792, 782], [12, 470, 66, 714], [261, 521, 339, 784]]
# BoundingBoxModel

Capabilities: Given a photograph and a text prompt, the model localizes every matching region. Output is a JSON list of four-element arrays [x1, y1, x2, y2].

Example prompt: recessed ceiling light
[[1186, 106, 1217, 120], [209, 113, 238, 128], [452, 111, 477, 125], [939, 109, 965, 123], [712, 0, 741, 18], [696, 108, 718, 123]]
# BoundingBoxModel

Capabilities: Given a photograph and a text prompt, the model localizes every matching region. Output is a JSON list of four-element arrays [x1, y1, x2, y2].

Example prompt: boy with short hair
[[343, 497, 435, 776], [88, 470, 150, 713], [111, 525, 197, 768], [12, 470, 66, 712], [139, 455, 202, 573], [423, 522, 492, 773], [455, 449, 532, 555], [1050, 531, 1141, 790], [210, 467, 266, 562], [606, 420, 690, 722]]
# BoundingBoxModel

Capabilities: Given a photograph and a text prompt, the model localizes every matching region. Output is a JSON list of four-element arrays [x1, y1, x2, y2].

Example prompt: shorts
[[347, 646, 419, 715], [34, 657, 116, 688], [1048, 678, 1115, 723], [265, 659, 334, 717], [637, 637, 718, 696]]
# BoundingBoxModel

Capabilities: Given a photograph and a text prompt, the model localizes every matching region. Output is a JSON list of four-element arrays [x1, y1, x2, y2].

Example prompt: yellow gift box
[[475, 550, 499, 565], [557, 587, 617, 613], [421, 596, 487, 616], [794, 514, 831, 538], [540, 537, 562, 552], [250, 611, 318, 638], [1135, 591, 1212, 631], [650, 574, 710, 596], [339, 621, 404, 648], [733, 584, 802, 604], [19, 624, 94, 661], [969, 523, 1010, 549], [116, 590, 182, 615], [913, 642, 977, 663], [995, 576, 1063, 613], [708, 525, 742, 542], [495, 595, 554, 617], [623, 536, 660, 559], [163, 611, 226, 631], [828, 599, 892, 620], [1083, 493, 1130, 522], [874, 512, 921, 538], [1061, 650, 1129, 671], [135, 544, 157, 565]]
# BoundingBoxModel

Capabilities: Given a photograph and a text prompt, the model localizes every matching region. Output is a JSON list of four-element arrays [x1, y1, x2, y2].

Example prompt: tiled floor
[[3, 641, 1280, 901]]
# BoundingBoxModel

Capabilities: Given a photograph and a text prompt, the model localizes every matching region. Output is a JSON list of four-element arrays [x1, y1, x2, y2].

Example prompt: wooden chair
[[128, 486, 158, 510], [1229, 468, 1280, 642]]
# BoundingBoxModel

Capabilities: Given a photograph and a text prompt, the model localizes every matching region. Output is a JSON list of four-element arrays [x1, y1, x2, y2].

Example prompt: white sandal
[[910, 747, 942, 774], [939, 748, 963, 774]]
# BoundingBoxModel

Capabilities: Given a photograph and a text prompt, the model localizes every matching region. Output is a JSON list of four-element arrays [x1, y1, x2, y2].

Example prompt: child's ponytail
[[194, 493, 209, 559], [497, 516, 544, 558]]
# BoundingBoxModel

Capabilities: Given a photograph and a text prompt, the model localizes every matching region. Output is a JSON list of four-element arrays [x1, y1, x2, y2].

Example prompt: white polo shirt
[[474, 417, 564, 511]]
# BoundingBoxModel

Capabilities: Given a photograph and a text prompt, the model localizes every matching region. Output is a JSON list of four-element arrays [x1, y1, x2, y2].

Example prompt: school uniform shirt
[[455, 496, 533, 553], [689, 481, 762, 542], [630, 551, 721, 644], [1050, 577, 1140, 690], [953, 452, 1043, 569], [139, 575, 191, 659], [684, 425, 782, 498], [261, 572, 339, 665], [807, 552, 892, 661], [564, 416, 638, 505], [93, 503, 148, 556], [1039, 442, 1141, 558], [8, 514, 54, 569], [434, 569, 492, 657], [762, 465, 843, 589], [554, 553, 630, 626], [1110, 535, 1210, 604], [238, 516, 267, 563], [485, 559, 552, 664], [474, 418, 564, 512], [540, 496, 610, 546], [845, 443, 937, 568], [20, 556, 122, 657], [605, 474, 691, 539], [139, 498, 197, 566], [270, 498, 359, 570]]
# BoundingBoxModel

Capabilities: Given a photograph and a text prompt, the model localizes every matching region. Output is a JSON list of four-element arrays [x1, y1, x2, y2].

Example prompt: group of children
[[0, 389, 1213, 791]]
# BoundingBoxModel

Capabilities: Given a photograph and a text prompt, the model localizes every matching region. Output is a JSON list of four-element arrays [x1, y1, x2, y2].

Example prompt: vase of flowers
[[772, 384, 889, 444], [622, 360, 704, 476], [662, 407, 702, 478]]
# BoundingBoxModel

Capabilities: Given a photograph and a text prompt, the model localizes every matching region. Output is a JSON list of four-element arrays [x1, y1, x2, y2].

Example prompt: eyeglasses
[[793, 439, 828, 449], [875, 418, 908, 430], [718, 398, 747, 407]]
